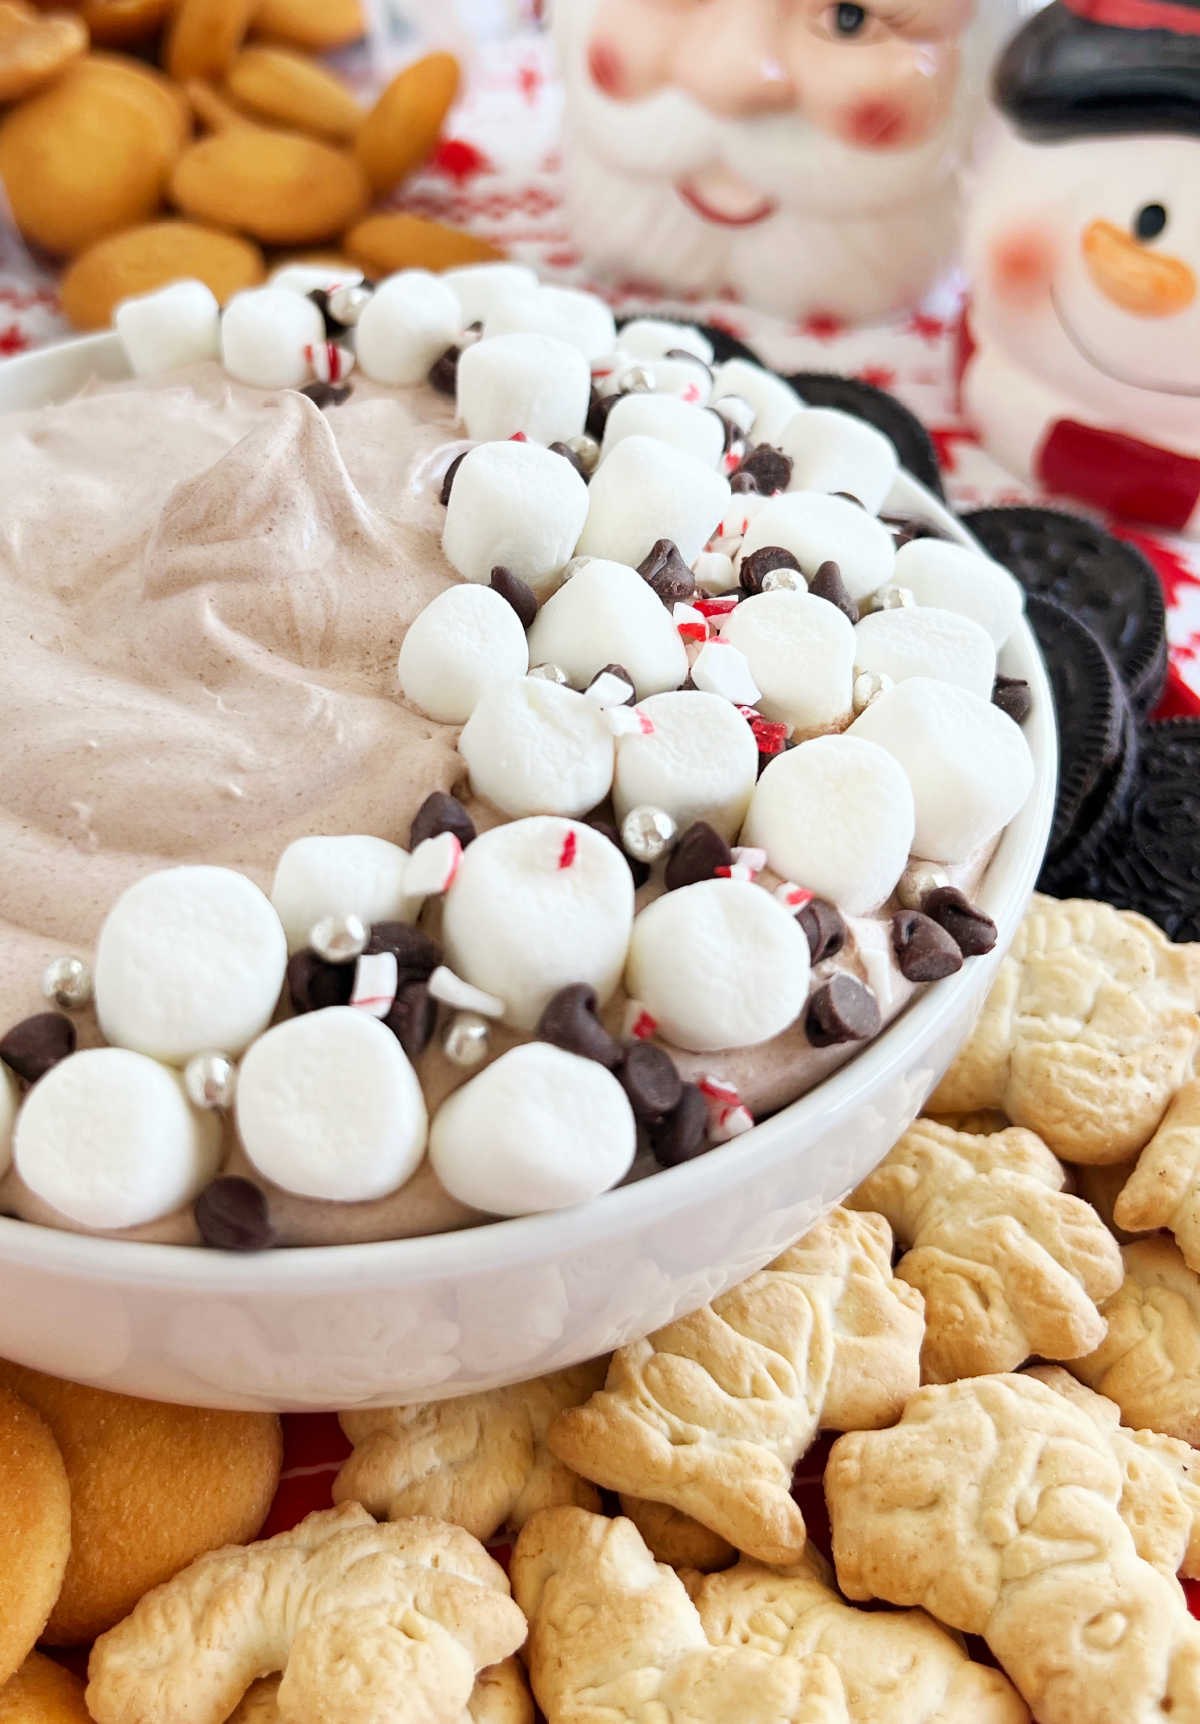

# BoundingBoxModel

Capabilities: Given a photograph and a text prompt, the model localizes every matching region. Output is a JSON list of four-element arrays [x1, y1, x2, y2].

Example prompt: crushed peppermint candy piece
[[406, 832, 463, 898], [737, 708, 790, 756], [605, 704, 655, 738], [622, 1000, 659, 1041], [690, 639, 761, 706], [673, 601, 709, 644], [694, 595, 740, 621], [349, 950, 399, 1019], [585, 667, 637, 709], [304, 341, 354, 385], [427, 965, 506, 1019], [692, 551, 735, 595], [774, 881, 816, 912], [697, 1074, 755, 1142], [716, 846, 768, 882]]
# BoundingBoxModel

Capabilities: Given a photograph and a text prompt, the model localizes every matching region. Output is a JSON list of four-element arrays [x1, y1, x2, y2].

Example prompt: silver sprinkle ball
[[310, 912, 368, 964], [184, 1051, 237, 1111], [443, 1011, 490, 1069], [852, 669, 893, 715], [762, 567, 804, 593], [41, 954, 93, 1011], [617, 364, 655, 395], [326, 283, 372, 326], [528, 662, 569, 685], [621, 805, 678, 865], [897, 864, 951, 911], [565, 432, 601, 475]]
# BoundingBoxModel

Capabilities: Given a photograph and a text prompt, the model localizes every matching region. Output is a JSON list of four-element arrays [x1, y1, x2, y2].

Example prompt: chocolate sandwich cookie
[[783, 372, 945, 501], [961, 507, 1169, 716]]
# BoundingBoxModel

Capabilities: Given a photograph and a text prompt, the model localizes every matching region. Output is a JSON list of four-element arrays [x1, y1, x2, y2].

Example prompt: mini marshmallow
[[398, 583, 529, 724], [484, 285, 617, 361], [95, 866, 287, 1063], [219, 286, 324, 390], [779, 407, 900, 516], [590, 351, 633, 397], [849, 677, 1036, 863], [268, 263, 364, 296], [644, 355, 713, 406], [429, 1042, 636, 1216], [625, 879, 811, 1053], [742, 735, 916, 916], [600, 393, 724, 467], [526, 559, 689, 698], [442, 262, 538, 326], [441, 816, 634, 1031], [619, 318, 714, 365], [14, 1048, 221, 1230], [116, 280, 220, 378], [456, 332, 590, 446], [576, 435, 731, 569], [613, 690, 759, 841], [354, 270, 463, 386], [442, 440, 588, 596], [709, 359, 805, 443], [894, 539, 1025, 647], [693, 551, 736, 594], [0, 1063, 17, 1179], [459, 677, 614, 818], [720, 591, 856, 735], [236, 1007, 427, 1203], [853, 606, 997, 699], [271, 835, 414, 953], [737, 492, 895, 603]]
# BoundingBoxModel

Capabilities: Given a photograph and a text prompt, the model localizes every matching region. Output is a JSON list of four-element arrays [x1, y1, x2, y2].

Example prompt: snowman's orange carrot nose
[[1082, 219, 1196, 317]]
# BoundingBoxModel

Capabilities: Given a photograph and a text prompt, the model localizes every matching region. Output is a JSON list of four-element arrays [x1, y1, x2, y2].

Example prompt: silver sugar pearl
[[762, 567, 804, 593], [309, 912, 369, 964], [897, 863, 951, 911], [184, 1051, 237, 1111], [852, 669, 894, 715], [528, 662, 569, 685], [443, 1010, 490, 1069], [327, 283, 372, 326], [621, 805, 678, 865], [866, 583, 917, 614], [617, 364, 655, 394], [565, 431, 600, 475], [41, 954, 93, 1011]]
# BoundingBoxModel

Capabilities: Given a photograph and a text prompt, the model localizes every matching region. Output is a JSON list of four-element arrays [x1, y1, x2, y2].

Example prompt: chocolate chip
[[882, 513, 938, 548], [805, 974, 882, 1047], [586, 815, 650, 888], [637, 539, 695, 608], [808, 560, 858, 623], [729, 470, 758, 494], [410, 791, 477, 852], [366, 921, 442, 987], [619, 1043, 683, 1124], [287, 949, 354, 1013], [586, 389, 615, 439], [489, 566, 538, 629], [385, 979, 437, 1059], [993, 674, 1033, 725], [548, 441, 590, 481], [536, 983, 622, 1068], [740, 546, 802, 597], [439, 450, 467, 507], [300, 380, 352, 411], [588, 663, 635, 705], [665, 822, 733, 892], [650, 1084, 710, 1167], [736, 445, 793, 495], [0, 1013, 75, 1085], [428, 346, 460, 396], [195, 1178, 276, 1252], [891, 911, 964, 982], [833, 491, 865, 508], [665, 348, 712, 377], [797, 898, 847, 965], [921, 886, 997, 958]]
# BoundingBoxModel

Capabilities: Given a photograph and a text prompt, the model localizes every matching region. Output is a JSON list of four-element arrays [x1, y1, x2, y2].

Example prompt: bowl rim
[[0, 332, 1058, 1291]]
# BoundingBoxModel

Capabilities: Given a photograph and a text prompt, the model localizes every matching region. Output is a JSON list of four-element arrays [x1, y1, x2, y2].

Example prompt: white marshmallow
[[742, 735, 916, 916], [429, 1042, 636, 1215], [619, 318, 714, 365], [0, 1063, 17, 1178], [116, 280, 220, 378], [853, 606, 997, 699], [460, 677, 614, 819], [442, 262, 538, 326], [271, 835, 414, 953], [600, 393, 724, 467], [441, 816, 634, 1031], [268, 263, 364, 296], [236, 1007, 427, 1202], [456, 333, 590, 446], [484, 285, 617, 361], [709, 359, 805, 443], [526, 559, 688, 699], [613, 690, 759, 841], [219, 286, 324, 390], [14, 1048, 221, 1230], [354, 270, 463, 386], [95, 866, 287, 1063], [590, 351, 634, 397], [398, 584, 529, 724], [442, 440, 588, 596], [693, 551, 736, 594], [779, 407, 900, 516], [737, 492, 895, 603], [644, 355, 713, 406], [849, 677, 1036, 863], [625, 879, 811, 1053], [576, 435, 731, 570], [894, 539, 1025, 648], [720, 591, 856, 735]]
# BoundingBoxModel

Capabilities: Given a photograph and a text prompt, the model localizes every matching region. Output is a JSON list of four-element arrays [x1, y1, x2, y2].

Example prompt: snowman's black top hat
[[996, 0, 1200, 140]]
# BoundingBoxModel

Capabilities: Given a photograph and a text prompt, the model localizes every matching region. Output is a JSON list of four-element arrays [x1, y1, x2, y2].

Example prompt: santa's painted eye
[[1134, 203, 1168, 242], [833, 2, 869, 32]]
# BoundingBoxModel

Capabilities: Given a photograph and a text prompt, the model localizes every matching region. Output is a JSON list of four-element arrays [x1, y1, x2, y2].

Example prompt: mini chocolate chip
[[439, 450, 467, 507], [428, 346, 460, 396], [548, 440, 590, 480], [586, 815, 650, 887], [588, 663, 635, 704], [807, 559, 858, 623], [651, 1084, 710, 1167], [195, 1178, 276, 1252], [665, 348, 712, 379], [586, 389, 615, 439], [729, 470, 759, 494], [366, 921, 442, 986], [637, 538, 695, 608], [833, 491, 865, 508], [740, 546, 802, 597], [536, 983, 623, 1068], [665, 821, 733, 892], [489, 565, 538, 629], [410, 790, 477, 852], [300, 380, 352, 410], [737, 445, 793, 495], [385, 979, 437, 1059], [921, 886, 998, 958], [619, 1043, 683, 1124], [993, 674, 1033, 725], [805, 974, 882, 1048], [287, 949, 354, 1013], [797, 898, 847, 964], [882, 514, 937, 548], [0, 1013, 75, 1084], [891, 910, 964, 982]]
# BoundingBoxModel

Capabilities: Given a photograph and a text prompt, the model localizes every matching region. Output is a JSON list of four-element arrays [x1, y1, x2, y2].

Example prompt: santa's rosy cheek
[[841, 98, 911, 150], [990, 226, 1058, 306], [587, 37, 628, 97]]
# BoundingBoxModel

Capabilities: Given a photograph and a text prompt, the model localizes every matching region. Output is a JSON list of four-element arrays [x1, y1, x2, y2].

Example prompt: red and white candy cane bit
[[604, 704, 655, 738], [673, 601, 710, 644], [508, 431, 528, 443], [427, 964, 506, 1019], [715, 846, 768, 885], [697, 1074, 755, 1142], [622, 999, 659, 1041], [304, 341, 353, 385], [737, 707, 790, 757], [722, 444, 747, 476], [349, 950, 399, 1019], [774, 881, 815, 912], [406, 832, 462, 898], [585, 668, 636, 709], [694, 595, 740, 621], [557, 829, 578, 870], [682, 382, 703, 405]]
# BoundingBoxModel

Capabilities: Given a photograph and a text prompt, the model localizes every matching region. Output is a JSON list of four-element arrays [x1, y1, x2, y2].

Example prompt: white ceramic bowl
[[0, 335, 1057, 1411]]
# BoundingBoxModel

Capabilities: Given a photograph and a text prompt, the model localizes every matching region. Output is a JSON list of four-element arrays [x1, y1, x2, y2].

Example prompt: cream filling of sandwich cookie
[[0, 267, 1035, 1248]]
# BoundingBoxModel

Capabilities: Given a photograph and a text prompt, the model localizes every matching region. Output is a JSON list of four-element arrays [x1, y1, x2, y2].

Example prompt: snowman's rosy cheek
[[588, 36, 628, 97], [989, 225, 1058, 307]]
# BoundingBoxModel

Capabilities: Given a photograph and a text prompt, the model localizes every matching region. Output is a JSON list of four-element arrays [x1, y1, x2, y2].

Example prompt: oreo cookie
[[783, 372, 945, 500], [961, 507, 1169, 716]]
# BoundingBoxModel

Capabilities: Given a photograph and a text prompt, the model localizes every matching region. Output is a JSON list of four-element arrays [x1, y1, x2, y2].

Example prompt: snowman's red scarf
[[1065, 0, 1200, 33]]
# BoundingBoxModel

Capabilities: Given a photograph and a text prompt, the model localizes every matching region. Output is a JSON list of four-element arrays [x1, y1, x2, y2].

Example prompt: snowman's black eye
[[834, 3, 868, 33], [1134, 203, 1168, 242]]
